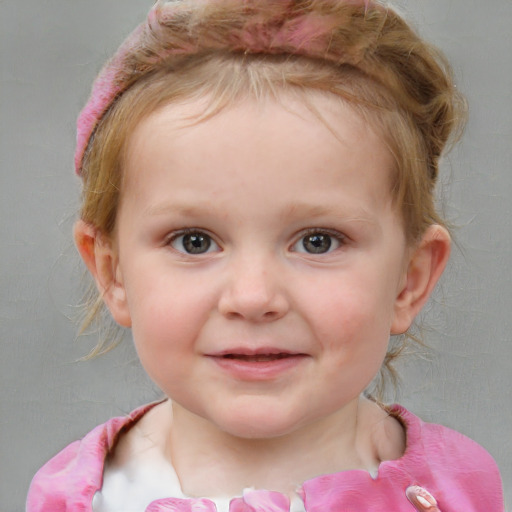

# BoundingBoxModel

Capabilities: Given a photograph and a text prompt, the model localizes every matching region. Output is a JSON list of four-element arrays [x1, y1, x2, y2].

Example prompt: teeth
[[223, 354, 290, 362]]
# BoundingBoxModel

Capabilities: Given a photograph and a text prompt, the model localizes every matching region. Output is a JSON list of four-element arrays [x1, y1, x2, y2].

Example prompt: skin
[[75, 92, 450, 497]]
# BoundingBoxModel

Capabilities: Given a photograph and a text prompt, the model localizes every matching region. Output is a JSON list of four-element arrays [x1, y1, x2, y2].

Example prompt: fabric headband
[[74, 0, 376, 175]]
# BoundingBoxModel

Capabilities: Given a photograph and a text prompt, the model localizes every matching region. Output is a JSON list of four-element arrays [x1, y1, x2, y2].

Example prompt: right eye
[[290, 229, 345, 255], [170, 230, 219, 255], [300, 232, 335, 254]]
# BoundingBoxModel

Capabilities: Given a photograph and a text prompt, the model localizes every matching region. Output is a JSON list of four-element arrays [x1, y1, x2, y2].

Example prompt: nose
[[218, 254, 290, 322]]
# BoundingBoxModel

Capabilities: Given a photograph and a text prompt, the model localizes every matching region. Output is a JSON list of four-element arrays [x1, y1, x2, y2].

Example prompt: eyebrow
[[282, 201, 379, 225], [142, 202, 215, 218], [143, 200, 378, 226]]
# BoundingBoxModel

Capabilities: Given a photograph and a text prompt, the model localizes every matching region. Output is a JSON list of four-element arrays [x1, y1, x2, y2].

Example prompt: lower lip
[[207, 354, 308, 380]]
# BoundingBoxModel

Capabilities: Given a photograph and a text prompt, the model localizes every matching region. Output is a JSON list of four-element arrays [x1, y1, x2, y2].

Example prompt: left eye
[[170, 231, 219, 255], [292, 231, 342, 254]]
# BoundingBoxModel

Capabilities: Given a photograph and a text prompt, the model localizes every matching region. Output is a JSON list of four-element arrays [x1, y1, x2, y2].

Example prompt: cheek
[[303, 277, 394, 384], [305, 281, 394, 340], [128, 291, 201, 394], [125, 274, 213, 353]]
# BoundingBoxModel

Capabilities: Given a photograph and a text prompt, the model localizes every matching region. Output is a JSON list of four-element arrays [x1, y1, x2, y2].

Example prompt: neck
[[165, 396, 385, 498]]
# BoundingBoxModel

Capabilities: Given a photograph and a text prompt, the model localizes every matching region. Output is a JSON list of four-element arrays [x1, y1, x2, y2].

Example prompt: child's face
[[109, 93, 412, 438]]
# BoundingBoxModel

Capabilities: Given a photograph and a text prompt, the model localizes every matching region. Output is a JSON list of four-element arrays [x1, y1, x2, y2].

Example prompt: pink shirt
[[26, 402, 504, 511]]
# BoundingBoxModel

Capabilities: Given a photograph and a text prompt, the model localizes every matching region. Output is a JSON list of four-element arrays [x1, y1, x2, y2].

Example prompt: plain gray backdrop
[[1, 0, 511, 510]]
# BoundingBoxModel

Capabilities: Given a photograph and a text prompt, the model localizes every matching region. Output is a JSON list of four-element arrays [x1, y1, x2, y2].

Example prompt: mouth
[[220, 353, 299, 362], [209, 347, 306, 360], [206, 348, 308, 380]]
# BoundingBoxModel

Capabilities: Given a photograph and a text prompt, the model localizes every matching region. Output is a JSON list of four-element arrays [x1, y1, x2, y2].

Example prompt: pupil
[[303, 234, 331, 254], [183, 233, 211, 254]]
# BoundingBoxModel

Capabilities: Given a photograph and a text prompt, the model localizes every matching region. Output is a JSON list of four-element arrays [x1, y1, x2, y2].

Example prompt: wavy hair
[[76, 0, 466, 393]]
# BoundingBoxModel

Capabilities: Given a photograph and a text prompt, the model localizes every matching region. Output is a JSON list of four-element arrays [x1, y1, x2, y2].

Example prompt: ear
[[391, 225, 451, 335], [73, 220, 132, 327]]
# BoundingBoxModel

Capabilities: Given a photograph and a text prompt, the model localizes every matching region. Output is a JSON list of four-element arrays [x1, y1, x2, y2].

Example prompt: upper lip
[[206, 347, 305, 357]]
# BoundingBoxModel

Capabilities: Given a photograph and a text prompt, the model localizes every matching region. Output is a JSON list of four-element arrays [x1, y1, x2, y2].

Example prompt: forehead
[[121, 92, 396, 215]]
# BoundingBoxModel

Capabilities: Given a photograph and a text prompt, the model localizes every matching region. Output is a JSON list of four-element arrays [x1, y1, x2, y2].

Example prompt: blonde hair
[[77, 0, 466, 390]]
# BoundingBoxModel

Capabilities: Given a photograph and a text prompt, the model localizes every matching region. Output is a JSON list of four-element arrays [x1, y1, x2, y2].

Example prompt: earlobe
[[73, 220, 132, 327], [391, 225, 451, 335]]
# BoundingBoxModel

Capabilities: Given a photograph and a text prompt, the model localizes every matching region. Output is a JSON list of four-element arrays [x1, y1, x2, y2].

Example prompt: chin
[[213, 409, 305, 440]]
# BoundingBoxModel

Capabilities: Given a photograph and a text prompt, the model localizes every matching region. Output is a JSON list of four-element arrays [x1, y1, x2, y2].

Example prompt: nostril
[[217, 272, 289, 321], [224, 310, 244, 320], [223, 309, 282, 322]]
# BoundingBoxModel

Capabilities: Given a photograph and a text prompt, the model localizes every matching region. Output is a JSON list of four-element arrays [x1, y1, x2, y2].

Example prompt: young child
[[27, 0, 504, 511]]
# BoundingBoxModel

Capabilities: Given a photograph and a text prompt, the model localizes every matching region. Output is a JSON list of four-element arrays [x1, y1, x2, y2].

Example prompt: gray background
[[1, 0, 511, 510]]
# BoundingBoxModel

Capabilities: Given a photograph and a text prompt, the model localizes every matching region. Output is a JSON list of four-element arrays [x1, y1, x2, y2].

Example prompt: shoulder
[[390, 405, 504, 511], [26, 402, 163, 512], [393, 404, 501, 473]]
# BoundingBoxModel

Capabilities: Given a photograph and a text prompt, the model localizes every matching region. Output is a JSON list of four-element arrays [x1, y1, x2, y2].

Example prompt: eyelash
[[291, 228, 347, 255], [165, 227, 347, 256], [167, 228, 220, 255]]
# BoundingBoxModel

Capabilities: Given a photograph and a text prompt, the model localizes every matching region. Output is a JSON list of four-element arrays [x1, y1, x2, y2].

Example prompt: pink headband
[[75, 22, 146, 175], [75, 0, 374, 175]]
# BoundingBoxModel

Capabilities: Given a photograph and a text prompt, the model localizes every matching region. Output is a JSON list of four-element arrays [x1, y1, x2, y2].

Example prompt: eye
[[292, 230, 343, 255], [170, 230, 219, 255]]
